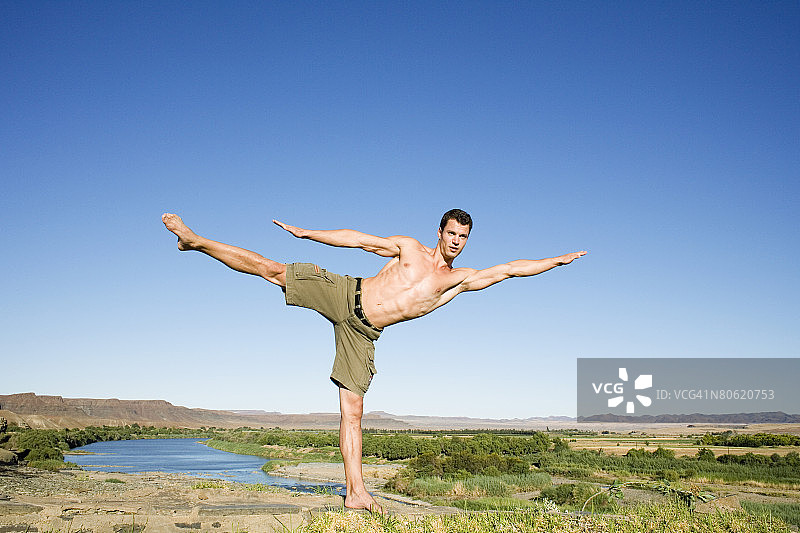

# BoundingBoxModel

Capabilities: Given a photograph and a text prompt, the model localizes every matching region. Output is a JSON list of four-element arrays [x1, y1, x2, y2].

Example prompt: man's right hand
[[555, 251, 587, 265], [273, 219, 307, 239]]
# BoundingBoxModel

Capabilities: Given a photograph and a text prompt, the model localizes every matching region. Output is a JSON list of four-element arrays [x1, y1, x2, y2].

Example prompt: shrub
[[652, 447, 675, 460], [408, 451, 443, 477], [540, 482, 611, 510], [25, 446, 63, 462], [656, 469, 680, 482], [28, 459, 76, 471], [543, 465, 594, 479], [696, 448, 716, 461]]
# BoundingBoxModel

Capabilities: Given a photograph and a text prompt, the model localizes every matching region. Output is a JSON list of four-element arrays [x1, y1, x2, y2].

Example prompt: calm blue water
[[66, 438, 343, 494]]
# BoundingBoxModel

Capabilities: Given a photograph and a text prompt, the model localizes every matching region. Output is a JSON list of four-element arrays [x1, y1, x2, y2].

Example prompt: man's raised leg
[[162, 213, 286, 286], [338, 387, 383, 513]]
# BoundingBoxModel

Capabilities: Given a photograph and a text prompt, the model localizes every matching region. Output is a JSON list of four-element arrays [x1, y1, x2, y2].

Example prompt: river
[[66, 438, 344, 493]]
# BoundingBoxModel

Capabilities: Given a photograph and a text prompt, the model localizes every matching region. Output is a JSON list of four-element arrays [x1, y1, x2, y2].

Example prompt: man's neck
[[432, 243, 454, 269]]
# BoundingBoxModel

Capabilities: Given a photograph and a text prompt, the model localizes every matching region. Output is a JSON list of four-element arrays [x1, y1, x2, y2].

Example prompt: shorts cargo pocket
[[293, 263, 334, 283], [285, 263, 345, 321]]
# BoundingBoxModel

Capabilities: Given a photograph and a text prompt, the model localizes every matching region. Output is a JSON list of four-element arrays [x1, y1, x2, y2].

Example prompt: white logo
[[592, 368, 653, 414]]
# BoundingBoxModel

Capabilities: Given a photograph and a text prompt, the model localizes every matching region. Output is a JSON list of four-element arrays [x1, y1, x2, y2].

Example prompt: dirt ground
[[0, 464, 456, 533]]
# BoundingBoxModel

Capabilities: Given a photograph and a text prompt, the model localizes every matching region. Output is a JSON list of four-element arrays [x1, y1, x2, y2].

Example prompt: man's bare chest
[[396, 262, 466, 297]]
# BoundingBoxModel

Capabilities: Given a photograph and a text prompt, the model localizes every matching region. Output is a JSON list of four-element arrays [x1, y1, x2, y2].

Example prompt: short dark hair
[[440, 209, 473, 233]]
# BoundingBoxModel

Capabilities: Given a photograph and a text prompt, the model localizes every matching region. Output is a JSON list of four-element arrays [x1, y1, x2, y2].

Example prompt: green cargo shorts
[[284, 263, 383, 396]]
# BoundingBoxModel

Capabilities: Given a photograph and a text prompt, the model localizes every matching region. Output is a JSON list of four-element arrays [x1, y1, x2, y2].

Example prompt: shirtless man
[[162, 209, 585, 512]]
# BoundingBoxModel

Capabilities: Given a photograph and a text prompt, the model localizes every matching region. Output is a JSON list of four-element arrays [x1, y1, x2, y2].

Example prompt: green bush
[[540, 482, 612, 510], [408, 451, 443, 477], [497, 472, 552, 491], [28, 459, 77, 471], [697, 448, 716, 461], [543, 465, 594, 479], [25, 446, 63, 462], [656, 469, 680, 482]]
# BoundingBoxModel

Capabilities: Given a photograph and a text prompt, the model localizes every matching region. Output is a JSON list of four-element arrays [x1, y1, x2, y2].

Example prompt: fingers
[[558, 251, 586, 265], [569, 251, 587, 261]]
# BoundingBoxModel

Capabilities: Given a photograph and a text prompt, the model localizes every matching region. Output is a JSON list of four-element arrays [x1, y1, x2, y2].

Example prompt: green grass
[[311, 485, 340, 496], [261, 458, 299, 473], [394, 471, 552, 501], [494, 471, 551, 490], [191, 480, 227, 489], [398, 472, 553, 501], [205, 439, 272, 457], [206, 438, 341, 462], [540, 481, 614, 511], [299, 502, 793, 533], [449, 497, 550, 511], [741, 501, 800, 528], [241, 482, 283, 493], [104, 477, 125, 483], [189, 480, 281, 493], [28, 459, 80, 471]]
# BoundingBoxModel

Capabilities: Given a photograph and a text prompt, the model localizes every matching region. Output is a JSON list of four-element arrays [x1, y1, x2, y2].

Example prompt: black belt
[[354, 278, 381, 331]]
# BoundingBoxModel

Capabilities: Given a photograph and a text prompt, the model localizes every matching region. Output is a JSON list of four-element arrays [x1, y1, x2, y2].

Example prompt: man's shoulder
[[389, 235, 428, 250]]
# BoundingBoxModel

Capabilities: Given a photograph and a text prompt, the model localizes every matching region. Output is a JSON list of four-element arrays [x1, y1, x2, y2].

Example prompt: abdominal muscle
[[360, 256, 464, 329]]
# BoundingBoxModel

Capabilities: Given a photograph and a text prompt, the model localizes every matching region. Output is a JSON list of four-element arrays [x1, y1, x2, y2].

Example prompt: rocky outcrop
[[0, 449, 17, 465]]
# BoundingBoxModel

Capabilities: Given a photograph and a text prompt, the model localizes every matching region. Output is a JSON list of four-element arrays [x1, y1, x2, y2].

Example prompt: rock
[[694, 494, 741, 514], [0, 502, 44, 515], [198, 504, 302, 516], [0, 449, 17, 465]]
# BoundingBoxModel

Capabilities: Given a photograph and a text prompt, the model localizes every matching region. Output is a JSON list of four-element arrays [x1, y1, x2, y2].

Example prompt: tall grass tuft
[[741, 501, 800, 528]]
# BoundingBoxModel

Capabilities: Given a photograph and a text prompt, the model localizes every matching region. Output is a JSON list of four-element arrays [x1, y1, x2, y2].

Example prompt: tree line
[[698, 432, 800, 447]]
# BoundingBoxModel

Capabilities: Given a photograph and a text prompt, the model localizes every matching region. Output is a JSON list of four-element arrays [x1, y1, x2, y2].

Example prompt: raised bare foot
[[162, 213, 200, 251], [344, 492, 385, 515]]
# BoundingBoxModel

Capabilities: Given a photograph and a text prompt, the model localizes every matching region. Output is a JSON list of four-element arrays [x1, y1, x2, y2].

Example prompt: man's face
[[437, 219, 470, 262]]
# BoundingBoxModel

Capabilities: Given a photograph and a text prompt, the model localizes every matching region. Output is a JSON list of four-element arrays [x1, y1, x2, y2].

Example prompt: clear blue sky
[[2, 2, 798, 419]]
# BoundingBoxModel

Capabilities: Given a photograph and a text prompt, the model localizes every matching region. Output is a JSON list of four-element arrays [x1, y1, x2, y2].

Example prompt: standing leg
[[162, 213, 286, 286], [338, 387, 383, 513]]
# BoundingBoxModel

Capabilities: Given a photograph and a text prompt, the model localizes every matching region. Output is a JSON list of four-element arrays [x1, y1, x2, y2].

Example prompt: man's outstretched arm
[[273, 219, 402, 258], [460, 251, 587, 292]]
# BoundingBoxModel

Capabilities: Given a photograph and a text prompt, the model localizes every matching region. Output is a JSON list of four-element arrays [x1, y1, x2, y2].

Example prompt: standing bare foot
[[344, 492, 385, 515], [162, 213, 200, 251]]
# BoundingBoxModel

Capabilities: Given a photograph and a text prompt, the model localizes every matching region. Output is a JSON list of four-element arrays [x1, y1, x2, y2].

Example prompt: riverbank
[[0, 464, 456, 532], [1, 465, 791, 533]]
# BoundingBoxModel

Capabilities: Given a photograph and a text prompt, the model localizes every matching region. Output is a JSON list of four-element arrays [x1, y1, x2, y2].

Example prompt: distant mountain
[[1, 392, 575, 430], [8, 392, 793, 431], [0, 393, 407, 430], [386, 413, 576, 430], [578, 412, 800, 423]]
